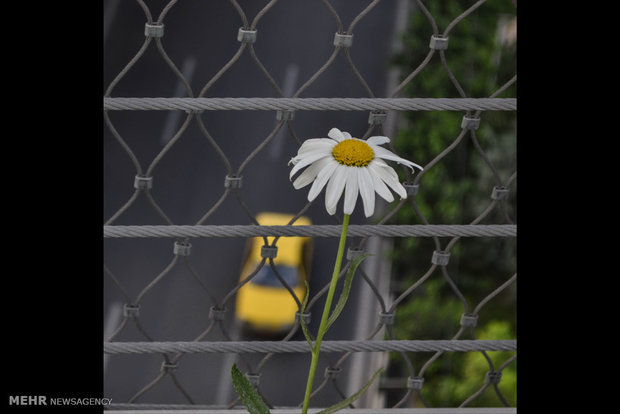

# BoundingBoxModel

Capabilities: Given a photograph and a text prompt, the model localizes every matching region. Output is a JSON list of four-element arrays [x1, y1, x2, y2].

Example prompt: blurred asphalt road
[[104, 0, 400, 407]]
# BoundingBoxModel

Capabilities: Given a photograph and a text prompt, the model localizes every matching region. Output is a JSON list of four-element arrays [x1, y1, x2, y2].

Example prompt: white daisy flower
[[289, 127, 423, 217]]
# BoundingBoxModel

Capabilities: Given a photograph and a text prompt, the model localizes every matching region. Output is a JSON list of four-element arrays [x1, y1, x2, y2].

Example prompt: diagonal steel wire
[[444, 0, 488, 37], [250, 0, 280, 29]]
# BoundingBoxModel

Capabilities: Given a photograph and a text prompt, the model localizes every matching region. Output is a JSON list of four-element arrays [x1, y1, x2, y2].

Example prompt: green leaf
[[316, 367, 384, 414], [299, 280, 314, 351], [326, 253, 372, 332], [230, 363, 271, 414]]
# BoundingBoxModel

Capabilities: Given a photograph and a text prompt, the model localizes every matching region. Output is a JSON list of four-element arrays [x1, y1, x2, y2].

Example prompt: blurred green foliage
[[386, 0, 516, 407]]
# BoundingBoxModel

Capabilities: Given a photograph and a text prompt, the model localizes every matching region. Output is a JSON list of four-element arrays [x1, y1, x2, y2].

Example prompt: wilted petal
[[373, 146, 423, 171]]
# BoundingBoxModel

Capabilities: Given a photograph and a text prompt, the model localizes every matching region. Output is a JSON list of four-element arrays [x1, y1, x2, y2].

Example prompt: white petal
[[292, 141, 334, 163], [343, 168, 359, 215], [370, 157, 390, 170], [368, 163, 395, 202], [325, 165, 347, 214], [297, 138, 337, 155], [290, 148, 331, 166], [293, 156, 332, 189], [307, 159, 338, 201], [294, 146, 330, 161], [374, 163, 407, 199], [392, 181, 408, 199], [289, 151, 330, 179], [326, 198, 338, 215], [358, 167, 376, 217], [290, 140, 336, 167], [293, 167, 316, 189], [328, 128, 346, 142], [373, 146, 424, 171], [374, 159, 399, 180], [342, 131, 353, 140], [367, 135, 390, 146]]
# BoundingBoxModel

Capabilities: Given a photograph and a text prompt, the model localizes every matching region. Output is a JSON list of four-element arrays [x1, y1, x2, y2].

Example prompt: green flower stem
[[301, 213, 350, 414]]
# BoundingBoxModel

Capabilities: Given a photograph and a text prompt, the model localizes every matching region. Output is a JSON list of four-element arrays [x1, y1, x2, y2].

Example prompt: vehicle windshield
[[251, 264, 299, 288]]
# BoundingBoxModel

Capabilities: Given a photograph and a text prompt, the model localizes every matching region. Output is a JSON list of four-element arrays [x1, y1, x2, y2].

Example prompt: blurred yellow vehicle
[[235, 212, 313, 334]]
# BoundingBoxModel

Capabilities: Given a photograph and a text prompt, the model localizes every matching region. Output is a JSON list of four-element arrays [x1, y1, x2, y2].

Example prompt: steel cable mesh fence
[[103, 0, 516, 411]]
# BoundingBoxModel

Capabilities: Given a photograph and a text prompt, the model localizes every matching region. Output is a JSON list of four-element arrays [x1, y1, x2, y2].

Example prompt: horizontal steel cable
[[104, 339, 517, 355], [103, 224, 516, 238], [103, 97, 516, 112]]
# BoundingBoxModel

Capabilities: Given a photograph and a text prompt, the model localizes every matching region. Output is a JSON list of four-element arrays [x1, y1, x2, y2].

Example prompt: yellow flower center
[[332, 139, 374, 167]]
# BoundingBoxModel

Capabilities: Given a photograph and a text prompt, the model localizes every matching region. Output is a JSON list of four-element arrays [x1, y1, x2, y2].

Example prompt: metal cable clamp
[[160, 362, 178, 373], [123, 304, 140, 318], [209, 306, 226, 321], [429, 35, 449, 50], [324, 366, 342, 379], [368, 111, 387, 125], [261, 245, 278, 259], [237, 28, 257, 43], [224, 175, 242, 189], [144, 23, 164, 38], [333, 32, 353, 48], [460, 313, 478, 328], [461, 115, 480, 130], [346, 247, 364, 261], [379, 311, 395, 326], [134, 175, 153, 190], [486, 371, 502, 384], [407, 376, 424, 390], [431, 250, 450, 266], [276, 110, 295, 121], [491, 186, 509, 200], [173, 241, 192, 256], [245, 372, 261, 387], [403, 182, 419, 196], [295, 311, 311, 325]]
